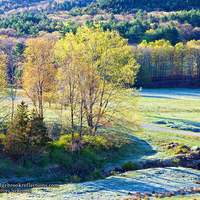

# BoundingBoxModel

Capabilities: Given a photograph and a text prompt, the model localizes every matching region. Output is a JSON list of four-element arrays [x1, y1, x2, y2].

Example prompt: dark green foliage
[[80, 147, 98, 166], [15, 166, 26, 177], [163, 25, 179, 45], [84, 0, 200, 14], [0, 12, 64, 35], [26, 160, 34, 169], [51, 148, 72, 168], [136, 65, 152, 87], [87, 169, 105, 181], [0, 158, 13, 175], [141, 36, 150, 43], [14, 42, 24, 57], [98, 15, 104, 21], [40, 156, 50, 167], [122, 161, 139, 171], [2, 101, 51, 158]]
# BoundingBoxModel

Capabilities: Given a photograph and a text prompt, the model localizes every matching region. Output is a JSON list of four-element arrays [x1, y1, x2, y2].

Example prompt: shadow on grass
[[55, 167, 200, 199], [151, 116, 200, 128], [100, 125, 158, 168]]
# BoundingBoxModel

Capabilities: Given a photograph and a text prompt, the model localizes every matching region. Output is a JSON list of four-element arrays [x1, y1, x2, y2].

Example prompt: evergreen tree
[[1, 101, 51, 161]]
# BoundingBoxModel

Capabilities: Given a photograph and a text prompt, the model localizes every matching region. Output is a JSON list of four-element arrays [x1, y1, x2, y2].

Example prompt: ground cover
[[0, 88, 199, 199], [138, 88, 200, 133], [0, 167, 199, 199]]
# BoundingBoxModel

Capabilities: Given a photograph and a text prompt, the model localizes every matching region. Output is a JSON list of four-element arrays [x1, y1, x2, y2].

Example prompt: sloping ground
[[0, 167, 200, 199], [140, 88, 200, 100], [142, 124, 200, 137]]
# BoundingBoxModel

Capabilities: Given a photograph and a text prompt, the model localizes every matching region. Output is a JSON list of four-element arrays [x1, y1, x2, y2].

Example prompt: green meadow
[[0, 88, 200, 199]]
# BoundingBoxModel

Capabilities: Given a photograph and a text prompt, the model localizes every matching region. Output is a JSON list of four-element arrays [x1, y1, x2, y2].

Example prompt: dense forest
[[0, 12, 64, 35], [0, 0, 94, 15], [2, 9, 200, 45], [69, 0, 200, 15]]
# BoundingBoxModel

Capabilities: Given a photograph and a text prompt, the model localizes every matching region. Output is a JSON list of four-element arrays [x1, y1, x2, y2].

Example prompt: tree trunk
[[78, 100, 83, 157], [39, 86, 43, 118]]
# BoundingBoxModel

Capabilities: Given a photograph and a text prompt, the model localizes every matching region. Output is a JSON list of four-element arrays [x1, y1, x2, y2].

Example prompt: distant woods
[[2, 9, 200, 45], [134, 39, 200, 88], [0, 12, 64, 36], [69, 0, 200, 15]]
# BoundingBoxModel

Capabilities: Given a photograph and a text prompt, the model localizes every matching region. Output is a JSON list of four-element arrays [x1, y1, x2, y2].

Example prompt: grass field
[[137, 88, 200, 133], [0, 88, 200, 199]]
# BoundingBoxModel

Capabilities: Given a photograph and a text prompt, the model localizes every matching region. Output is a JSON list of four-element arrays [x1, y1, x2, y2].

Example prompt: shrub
[[172, 158, 180, 164], [174, 145, 188, 154], [122, 161, 139, 171], [181, 148, 188, 153], [26, 160, 34, 169], [81, 147, 98, 166], [3, 102, 51, 157], [0, 158, 13, 174], [15, 166, 26, 177], [71, 174, 81, 183], [87, 169, 104, 181], [51, 149, 72, 168], [40, 156, 50, 168]]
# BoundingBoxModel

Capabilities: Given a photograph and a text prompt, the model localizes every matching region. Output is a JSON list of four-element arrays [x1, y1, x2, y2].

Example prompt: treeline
[[82, 12, 179, 45], [0, 12, 64, 35], [0, 0, 94, 15], [69, 0, 200, 16], [65, 10, 200, 44], [2, 9, 200, 44], [135, 39, 200, 87]]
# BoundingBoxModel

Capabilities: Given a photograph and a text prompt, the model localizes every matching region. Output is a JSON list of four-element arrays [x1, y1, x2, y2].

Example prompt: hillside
[[0, 0, 96, 16]]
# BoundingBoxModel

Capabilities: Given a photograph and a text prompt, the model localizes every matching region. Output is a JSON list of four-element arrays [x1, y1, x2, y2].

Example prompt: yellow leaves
[[0, 51, 8, 93], [22, 38, 57, 116], [55, 26, 139, 135]]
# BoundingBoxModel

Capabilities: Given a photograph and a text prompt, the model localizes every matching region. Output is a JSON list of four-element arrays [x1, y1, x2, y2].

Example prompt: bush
[[3, 102, 51, 157], [174, 145, 188, 154], [71, 174, 81, 183], [0, 158, 13, 174], [15, 166, 26, 177], [51, 148, 72, 168], [87, 169, 104, 181], [26, 160, 34, 169], [40, 156, 50, 168], [122, 161, 139, 171], [81, 147, 98, 166], [172, 158, 180, 164]]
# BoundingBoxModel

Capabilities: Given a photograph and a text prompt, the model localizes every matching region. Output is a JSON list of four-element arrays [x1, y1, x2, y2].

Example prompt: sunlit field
[[137, 88, 200, 133], [0, 88, 200, 199]]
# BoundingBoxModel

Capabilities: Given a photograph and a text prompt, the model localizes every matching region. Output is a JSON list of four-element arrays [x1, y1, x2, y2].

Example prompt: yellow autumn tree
[[55, 26, 139, 152], [0, 51, 8, 93], [22, 38, 57, 118], [0, 51, 9, 122]]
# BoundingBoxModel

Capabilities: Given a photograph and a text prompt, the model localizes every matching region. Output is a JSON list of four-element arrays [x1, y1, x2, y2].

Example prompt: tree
[[136, 65, 151, 87], [10, 42, 24, 121], [1, 101, 51, 163], [55, 26, 139, 153], [0, 50, 9, 123], [22, 38, 57, 118]]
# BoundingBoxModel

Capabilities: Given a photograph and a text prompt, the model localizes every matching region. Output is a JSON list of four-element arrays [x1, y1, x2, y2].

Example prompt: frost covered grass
[[141, 88, 200, 100], [0, 167, 199, 200], [137, 89, 200, 132], [158, 196, 200, 200], [0, 88, 199, 199]]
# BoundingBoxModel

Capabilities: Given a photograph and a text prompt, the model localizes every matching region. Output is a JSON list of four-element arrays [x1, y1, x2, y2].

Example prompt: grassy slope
[[137, 88, 200, 132], [0, 88, 199, 199]]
